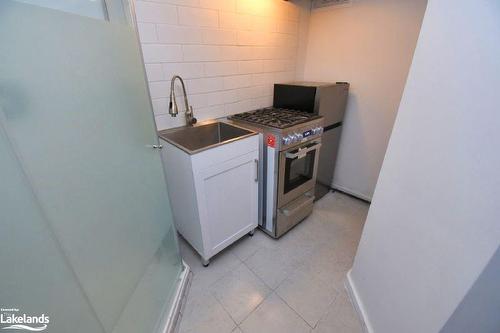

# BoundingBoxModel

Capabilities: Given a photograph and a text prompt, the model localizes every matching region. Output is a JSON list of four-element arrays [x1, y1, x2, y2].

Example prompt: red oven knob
[[267, 134, 276, 148]]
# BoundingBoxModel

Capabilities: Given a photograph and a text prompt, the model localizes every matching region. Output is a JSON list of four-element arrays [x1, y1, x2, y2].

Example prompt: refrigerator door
[[317, 83, 349, 125], [315, 125, 342, 200]]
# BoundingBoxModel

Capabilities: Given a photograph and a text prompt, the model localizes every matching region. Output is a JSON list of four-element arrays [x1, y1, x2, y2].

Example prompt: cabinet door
[[197, 150, 259, 257]]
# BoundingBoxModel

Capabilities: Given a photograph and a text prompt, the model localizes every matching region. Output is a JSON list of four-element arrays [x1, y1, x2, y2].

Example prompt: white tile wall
[[134, 0, 303, 130]]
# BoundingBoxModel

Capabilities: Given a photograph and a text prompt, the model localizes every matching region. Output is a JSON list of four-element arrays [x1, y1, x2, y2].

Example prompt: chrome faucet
[[169, 75, 197, 126]]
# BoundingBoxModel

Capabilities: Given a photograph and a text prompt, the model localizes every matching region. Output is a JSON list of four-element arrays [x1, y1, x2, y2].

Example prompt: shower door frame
[[123, 1, 192, 332]]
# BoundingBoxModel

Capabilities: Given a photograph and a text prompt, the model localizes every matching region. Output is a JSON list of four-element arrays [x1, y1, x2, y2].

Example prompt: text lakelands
[[0, 313, 50, 324]]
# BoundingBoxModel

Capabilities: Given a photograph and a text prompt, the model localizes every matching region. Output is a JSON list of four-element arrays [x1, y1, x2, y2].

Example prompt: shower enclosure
[[0, 1, 188, 332]]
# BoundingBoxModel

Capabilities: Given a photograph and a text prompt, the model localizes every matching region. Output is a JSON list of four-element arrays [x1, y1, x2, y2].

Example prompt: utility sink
[[158, 122, 256, 155], [159, 121, 259, 266]]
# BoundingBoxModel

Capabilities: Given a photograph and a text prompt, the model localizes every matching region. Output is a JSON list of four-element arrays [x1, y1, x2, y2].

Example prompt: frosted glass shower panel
[[0, 1, 182, 333]]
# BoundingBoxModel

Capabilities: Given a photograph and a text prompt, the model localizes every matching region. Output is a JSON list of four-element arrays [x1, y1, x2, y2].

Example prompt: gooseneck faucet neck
[[168, 75, 197, 126]]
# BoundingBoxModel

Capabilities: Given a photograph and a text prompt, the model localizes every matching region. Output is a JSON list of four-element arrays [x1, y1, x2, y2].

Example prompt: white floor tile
[[190, 253, 241, 292], [239, 293, 311, 333], [313, 289, 363, 333], [244, 246, 299, 290], [276, 266, 339, 327], [227, 232, 264, 261], [178, 288, 236, 333], [179, 237, 242, 292], [250, 228, 281, 250], [210, 263, 271, 324], [177, 192, 368, 333]]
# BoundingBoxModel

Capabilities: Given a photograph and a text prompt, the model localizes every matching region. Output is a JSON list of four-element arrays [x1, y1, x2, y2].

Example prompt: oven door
[[278, 140, 321, 207]]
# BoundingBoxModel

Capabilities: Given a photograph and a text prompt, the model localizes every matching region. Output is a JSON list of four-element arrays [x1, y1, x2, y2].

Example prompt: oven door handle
[[285, 143, 321, 159]]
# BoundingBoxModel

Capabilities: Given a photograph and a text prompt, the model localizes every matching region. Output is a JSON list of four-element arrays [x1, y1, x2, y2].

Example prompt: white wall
[[301, 0, 427, 200], [348, 1, 500, 332], [134, 0, 308, 130], [440, 247, 500, 333]]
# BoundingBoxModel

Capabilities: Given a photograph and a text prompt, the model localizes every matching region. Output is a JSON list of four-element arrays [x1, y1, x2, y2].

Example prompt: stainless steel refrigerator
[[273, 82, 349, 200]]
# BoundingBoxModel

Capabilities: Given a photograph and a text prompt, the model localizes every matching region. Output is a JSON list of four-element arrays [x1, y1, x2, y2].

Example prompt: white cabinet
[[160, 134, 259, 265]]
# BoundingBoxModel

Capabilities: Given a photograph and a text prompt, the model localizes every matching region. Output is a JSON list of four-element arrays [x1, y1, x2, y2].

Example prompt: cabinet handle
[[254, 159, 259, 182]]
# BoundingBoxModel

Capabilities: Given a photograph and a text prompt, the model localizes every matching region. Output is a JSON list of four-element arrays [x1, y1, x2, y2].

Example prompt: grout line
[[238, 289, 275, 327], [315, 289, 341, 328], [274, 290, 316, 330], [207, 255, 244, 285], [241, 255, 275, 291], [205, 260, 267, 328], [212, 291, 239, 329], [274, 291, 316, 329]]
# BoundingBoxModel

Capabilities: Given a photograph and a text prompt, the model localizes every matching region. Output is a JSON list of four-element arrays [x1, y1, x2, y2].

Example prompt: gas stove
[[229, 107, 323, 151], [229, 107, 321, 129], [228, 107, 324, 239]]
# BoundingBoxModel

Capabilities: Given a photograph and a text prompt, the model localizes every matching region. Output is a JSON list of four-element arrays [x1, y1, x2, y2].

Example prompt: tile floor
[[177, 191, 369, 333]]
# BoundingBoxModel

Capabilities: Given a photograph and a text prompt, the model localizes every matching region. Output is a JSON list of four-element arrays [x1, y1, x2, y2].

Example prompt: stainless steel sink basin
[[158, 122, 256, 154]]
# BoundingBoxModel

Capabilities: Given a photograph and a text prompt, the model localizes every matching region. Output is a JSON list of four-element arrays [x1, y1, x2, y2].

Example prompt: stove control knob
[[289, 133, 298, 143], [296, 132, 304, 141], [313, 127, 323, 135], [282, 136, 292, 145]]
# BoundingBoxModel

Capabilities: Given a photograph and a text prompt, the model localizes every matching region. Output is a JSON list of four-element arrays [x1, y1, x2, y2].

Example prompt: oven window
[[284, 150, 316, 194]]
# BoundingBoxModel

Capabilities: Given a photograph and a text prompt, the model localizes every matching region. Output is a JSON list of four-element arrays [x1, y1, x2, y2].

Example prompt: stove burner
[[229, 107, 318, 129]]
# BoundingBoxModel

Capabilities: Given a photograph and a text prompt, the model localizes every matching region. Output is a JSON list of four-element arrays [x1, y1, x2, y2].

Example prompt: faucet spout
[[168, 75, 197, 126]]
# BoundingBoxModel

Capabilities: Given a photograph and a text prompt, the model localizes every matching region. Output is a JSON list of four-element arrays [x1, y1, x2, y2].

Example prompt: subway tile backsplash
[[134, 0, 303, 130]]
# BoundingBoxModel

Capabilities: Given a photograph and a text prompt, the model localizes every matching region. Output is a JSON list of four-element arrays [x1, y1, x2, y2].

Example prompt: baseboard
[[345, 270, 373, 333], [332, 183, 372, 203], [158, 261, 192, 333]]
